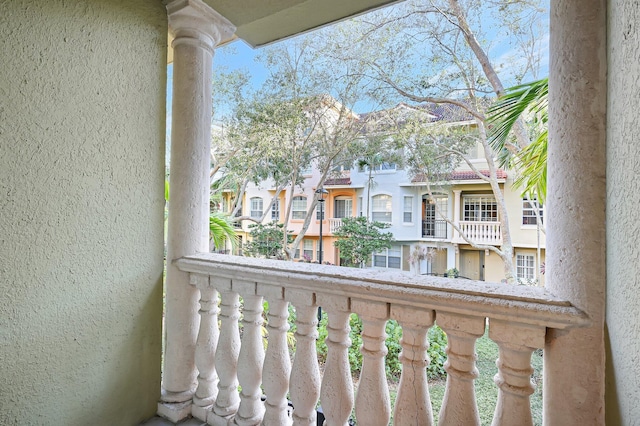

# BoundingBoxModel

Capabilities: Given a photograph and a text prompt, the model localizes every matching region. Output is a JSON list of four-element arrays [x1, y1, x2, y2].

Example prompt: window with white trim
[[372, 195, 392, 223], [522, 198, 544, 226], [292, 196, 307, 220], [373, 245, 401, 269], [403, 196, 413, 223], [250, 197, 263, 219], [316, 202, 325, 220], [358, 197, 363, 217], [334, 197, 353, 219], [463, 195, 498, 222], [516, 253, 536, 281], [271, 199, 280, 221], [303, 239, 313, 261]]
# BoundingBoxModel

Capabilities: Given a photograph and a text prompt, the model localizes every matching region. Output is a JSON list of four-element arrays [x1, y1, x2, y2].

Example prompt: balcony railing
[[455, 220, 502, 245], [422, 219, 448, 239], [328, 218, 343, 234], [174, 253, 587, 425]]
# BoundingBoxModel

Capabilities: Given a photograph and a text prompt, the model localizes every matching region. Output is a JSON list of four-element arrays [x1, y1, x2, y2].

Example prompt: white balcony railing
[[455, 220, 502, 245], [175, 253, 588, 425], [328, 218, 342, 234]]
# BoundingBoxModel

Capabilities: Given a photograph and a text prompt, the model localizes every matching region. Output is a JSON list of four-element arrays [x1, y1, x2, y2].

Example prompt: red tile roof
[[324, 177, 351, 186], [411, 169, 507, 183]]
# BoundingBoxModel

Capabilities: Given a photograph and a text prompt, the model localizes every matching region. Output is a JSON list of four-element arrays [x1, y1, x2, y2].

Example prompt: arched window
[[250, 197, 263, 219]]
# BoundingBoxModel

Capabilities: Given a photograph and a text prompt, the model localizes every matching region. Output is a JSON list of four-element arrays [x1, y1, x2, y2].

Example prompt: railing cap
[[176, 253, 590, 330]]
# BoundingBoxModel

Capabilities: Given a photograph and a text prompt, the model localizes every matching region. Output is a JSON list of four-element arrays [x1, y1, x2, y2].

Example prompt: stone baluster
[[489, 319, 545, 426], [288, 290, 321, 426], [210, 279, 241, 426], [234, 280, 265, 426], [191, 274, 220, 422], [392, 305, 435, 425], [436, 312, 485, 426], [318, 294, 353, 426], [352, 300, 391, 426], [261, 284, 292, 426]]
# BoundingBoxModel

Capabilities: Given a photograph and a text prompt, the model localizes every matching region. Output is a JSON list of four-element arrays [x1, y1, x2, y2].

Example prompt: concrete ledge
[[157, 400, 192, 424]]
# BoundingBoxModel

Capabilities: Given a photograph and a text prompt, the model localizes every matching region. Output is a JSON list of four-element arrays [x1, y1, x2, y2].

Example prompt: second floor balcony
[[162, 253, 588, 425], [453, 220, 503, 245]]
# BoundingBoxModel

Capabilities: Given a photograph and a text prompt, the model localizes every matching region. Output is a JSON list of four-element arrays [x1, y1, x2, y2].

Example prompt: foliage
[[243, 222, 292, 259], [488, 78, 549, 202], [209, 212, 239, 251], [333, 216, 394, 267], [315, 314, 448, 382]]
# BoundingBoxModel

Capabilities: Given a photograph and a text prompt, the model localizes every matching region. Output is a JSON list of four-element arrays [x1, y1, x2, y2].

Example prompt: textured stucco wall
[[0, 1, 166, 424], [606, 0, 640, 423]]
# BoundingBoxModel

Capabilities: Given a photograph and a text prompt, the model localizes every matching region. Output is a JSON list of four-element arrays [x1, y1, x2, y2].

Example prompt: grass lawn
[[427, 329, 543, 425]]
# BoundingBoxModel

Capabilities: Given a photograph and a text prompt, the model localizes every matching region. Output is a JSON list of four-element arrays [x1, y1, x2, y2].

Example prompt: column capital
[[167, 0, 236, 52]]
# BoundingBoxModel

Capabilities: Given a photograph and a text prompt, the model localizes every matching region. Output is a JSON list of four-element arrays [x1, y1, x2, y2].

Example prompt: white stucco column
[[452, 190, 461, 241], [544, 0, 606, 424], [160, 0, 235, 420]]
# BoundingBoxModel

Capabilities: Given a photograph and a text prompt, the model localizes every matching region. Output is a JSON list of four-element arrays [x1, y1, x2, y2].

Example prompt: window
[[316, 202, 326, 220], [522, 198, 544, 226], [301, 165, 312, 176], [372, 195, 392, 222], [516, 253, 535, 281], [292, 196, 307, 220], [334, 197, 353, 219], [422, 195, 448, 238], [403, 196, 413, 223], [303, 239, 313, 261], [373, 246, 401, 269], [271, 199, 280, 221], [358, 197, 363, 217], [463, 195, 498, 222], [250, 197, 263, 219]]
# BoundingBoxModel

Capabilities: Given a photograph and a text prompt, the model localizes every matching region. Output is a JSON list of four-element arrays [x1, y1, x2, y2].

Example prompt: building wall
[[0, 1, 166, 424], [606, 0, 640, 422]]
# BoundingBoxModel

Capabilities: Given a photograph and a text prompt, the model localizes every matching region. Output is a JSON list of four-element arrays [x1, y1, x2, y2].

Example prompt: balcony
[[166, 253, 588, 425], [454, 221, 503, 245], [328, 218, 343, 234], [422, 219, 448, 239]]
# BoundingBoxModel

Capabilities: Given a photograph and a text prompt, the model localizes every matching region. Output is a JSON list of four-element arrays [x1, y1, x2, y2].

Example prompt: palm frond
[[487, 77, 548, 168], [210, 212, 239, 250]]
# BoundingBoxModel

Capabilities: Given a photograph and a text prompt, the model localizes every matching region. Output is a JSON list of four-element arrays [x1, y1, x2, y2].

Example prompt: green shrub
[[314, 313, 448, 381]]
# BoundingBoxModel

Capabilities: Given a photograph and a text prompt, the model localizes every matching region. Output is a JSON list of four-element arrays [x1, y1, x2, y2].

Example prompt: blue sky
[[166, 1, 549, 161]]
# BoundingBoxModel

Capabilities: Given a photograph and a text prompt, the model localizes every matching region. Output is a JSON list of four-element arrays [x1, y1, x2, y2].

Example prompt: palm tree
[[487, 77, 548, 202], [210, 212, 239, 252]]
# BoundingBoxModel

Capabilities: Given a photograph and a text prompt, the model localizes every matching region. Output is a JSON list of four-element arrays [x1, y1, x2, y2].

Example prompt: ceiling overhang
[[201, 0, 404, 48]]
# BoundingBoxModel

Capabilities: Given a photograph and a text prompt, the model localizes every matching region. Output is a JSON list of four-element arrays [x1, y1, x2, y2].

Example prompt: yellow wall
[[0, 1, 166, 424]]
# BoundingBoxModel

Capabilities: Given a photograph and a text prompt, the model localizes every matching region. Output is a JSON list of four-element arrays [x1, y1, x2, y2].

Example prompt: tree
[[243, 222, 292, 259], [333, 216, 394, 267], [210, 212, 239, 252], [316, 0, 548, 283], [488, 77, 549, 203]]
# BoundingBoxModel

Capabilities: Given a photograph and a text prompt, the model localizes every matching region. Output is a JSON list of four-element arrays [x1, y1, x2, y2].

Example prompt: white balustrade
[[328, 218, 342, 234], [318, 294, 354, 426], [191, 274, 219, 422], [457, 221, 503, 245], [353, 300, 391, 426], [437, 312, 485, 426], [289, 290, 321, 426], [234, 281, 265, 426], [261, 284, 292, 426], [211, 282, 241, 425], [392, 305, 435, 425], [173, 253, 588, 426]]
